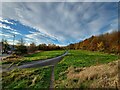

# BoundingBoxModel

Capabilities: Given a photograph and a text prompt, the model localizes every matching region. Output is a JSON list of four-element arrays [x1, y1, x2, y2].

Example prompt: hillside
[[67, 31, 120, 54]]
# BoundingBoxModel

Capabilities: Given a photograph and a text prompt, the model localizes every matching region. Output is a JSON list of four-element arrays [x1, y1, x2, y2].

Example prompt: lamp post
[[13, 34, 15, 53]]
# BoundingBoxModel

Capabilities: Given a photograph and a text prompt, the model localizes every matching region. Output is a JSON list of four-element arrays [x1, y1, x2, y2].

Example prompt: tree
[[89, 36, 98, 51], [97, 41, 104, 51], [69, 44, 74, 49], [66, 31, 120, 54], [15, 38, 27, 55], [2, 39, 10, 53], [38, 44, 47, 50], [28, 42, 37, 53]]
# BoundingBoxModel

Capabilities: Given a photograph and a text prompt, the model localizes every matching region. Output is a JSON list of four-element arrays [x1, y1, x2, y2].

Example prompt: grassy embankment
[[54, 50, 120, 88]]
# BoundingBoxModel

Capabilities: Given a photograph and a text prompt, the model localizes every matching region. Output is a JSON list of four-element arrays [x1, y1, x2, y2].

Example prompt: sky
[[0, 2, 118, 46]]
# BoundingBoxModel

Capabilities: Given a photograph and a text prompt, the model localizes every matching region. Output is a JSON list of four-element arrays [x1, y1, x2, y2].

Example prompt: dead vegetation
[[55, 60, 120, 88]]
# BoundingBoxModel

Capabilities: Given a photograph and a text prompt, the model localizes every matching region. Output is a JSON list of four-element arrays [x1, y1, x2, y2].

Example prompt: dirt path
[[20, 51, 67, 69], [1, 51, 68, 88], [1, 51, 68, 72], [50, 65, 55, 88]]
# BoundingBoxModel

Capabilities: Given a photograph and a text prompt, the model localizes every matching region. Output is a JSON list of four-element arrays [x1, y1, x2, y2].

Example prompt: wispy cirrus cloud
[[0, 17, 14, 25], [0, 16, 61, 45], [1, 2, 118, 45], [0, 22, 22, 35]]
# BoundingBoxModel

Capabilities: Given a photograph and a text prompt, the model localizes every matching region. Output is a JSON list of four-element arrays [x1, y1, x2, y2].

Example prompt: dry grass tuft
[[56, 60, 120, 88]]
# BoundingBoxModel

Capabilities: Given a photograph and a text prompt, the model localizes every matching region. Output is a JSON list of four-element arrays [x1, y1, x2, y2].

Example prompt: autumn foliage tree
[[67, 31, 120, 54]]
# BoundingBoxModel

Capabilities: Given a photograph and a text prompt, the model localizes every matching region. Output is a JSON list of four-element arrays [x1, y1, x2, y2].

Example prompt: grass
[[54, 50, 119, 88], [24, 50, 65, 60], [2, 50, 65, 65], [2, 66, 52, 89], [2, 50, 120, 88], [2, 50, 65, 89]]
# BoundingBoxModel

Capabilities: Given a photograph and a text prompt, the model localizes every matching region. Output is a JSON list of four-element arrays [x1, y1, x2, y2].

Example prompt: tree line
[[2, 31, 119, 55], [67, 31, 120, 54], [1, 38, 64, 55]]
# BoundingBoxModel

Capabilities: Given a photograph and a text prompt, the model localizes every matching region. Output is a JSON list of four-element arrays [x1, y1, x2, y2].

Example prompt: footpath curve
[[2, 51, 68, 71]]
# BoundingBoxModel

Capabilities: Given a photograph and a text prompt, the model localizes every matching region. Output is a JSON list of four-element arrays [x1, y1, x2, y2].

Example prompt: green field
[[2, 50, 119, 89], [2, 50, 65, 89], [2, 66, 52, 89], [2, 50, 65, 64], [54, 50, 119, 88]]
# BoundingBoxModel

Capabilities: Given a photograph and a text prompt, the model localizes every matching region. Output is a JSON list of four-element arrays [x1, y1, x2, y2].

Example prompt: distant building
[[0, 42, 2, 54], [0, 42, 14, 54]]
